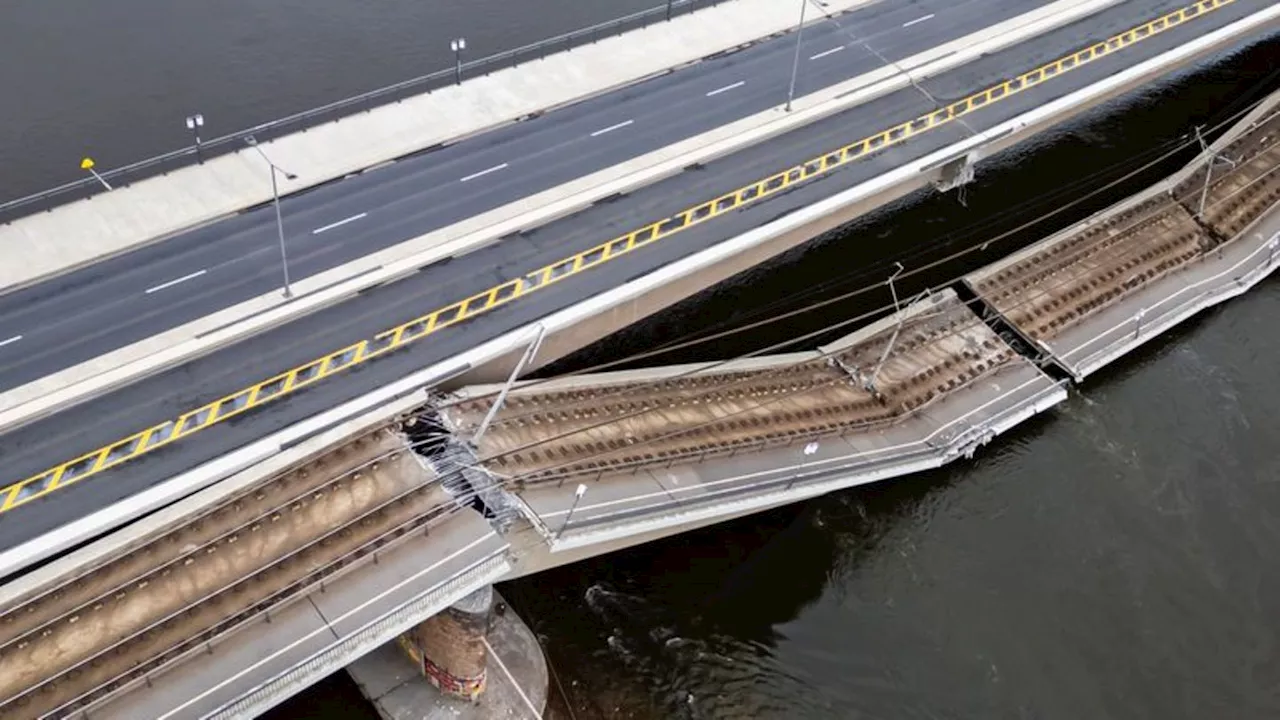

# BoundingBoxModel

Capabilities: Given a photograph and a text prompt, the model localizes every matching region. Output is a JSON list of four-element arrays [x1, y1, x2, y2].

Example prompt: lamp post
[[244, 135, 296, 299], [185, 113, 205, 164], [787, 440, 820, 490], [666, 0, 674, 21], [450, 37, 467, 85], [785, 0, 809, 112], [555, 484, 588, 541], [80, 157, 112, 191]]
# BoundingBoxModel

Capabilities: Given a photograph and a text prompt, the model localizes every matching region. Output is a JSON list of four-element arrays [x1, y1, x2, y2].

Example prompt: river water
[[4, 3, 1279, 719]]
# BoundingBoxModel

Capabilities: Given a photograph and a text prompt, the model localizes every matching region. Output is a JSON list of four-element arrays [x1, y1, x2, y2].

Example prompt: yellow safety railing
[[0, 0, 1235, 514]]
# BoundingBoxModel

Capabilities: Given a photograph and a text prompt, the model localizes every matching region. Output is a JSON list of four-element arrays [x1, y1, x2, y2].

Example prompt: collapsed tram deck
[[965, 100, 1280, 380], [439, 289, 1066, 546]]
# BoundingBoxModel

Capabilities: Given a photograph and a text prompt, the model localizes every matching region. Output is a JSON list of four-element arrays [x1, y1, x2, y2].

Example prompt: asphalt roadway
[[0, 0, 1049, 391], [0, 0, 1269, 548]]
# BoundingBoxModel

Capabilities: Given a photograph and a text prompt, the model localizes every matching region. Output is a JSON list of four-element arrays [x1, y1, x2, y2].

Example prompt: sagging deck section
[[439, 290, 1065, 547], [965, 103, 1280, 379]]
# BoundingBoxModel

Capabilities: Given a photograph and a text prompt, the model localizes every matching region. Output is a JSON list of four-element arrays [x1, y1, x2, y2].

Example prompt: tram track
[[442, 294, 1017, 486], [971, 108, 1280, 345], [0, 427, 465, 719]]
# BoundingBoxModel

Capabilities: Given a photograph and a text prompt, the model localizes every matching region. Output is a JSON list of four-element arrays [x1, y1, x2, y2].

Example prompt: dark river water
[[4, 2, 1279, 718]]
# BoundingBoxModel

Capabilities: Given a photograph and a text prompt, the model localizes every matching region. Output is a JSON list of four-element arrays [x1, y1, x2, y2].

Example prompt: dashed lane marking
[[312, 212, 368, 235], [706, 80, 746, 97], [144, 269, 208, 295], [590, 119, 635, 137], [459, 163, 510, 183]]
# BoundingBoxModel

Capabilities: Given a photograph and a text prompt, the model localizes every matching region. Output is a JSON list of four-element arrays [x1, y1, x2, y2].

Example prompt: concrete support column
[[397, 585, 493, 702]]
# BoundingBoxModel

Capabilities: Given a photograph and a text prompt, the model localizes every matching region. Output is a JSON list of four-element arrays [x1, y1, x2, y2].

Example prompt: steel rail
[[0, 465, 472, 718], [0, 434, 408, 655], [463, 144, 1280, 485]]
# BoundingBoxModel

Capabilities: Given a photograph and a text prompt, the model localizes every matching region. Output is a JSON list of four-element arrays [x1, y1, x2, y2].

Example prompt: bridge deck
[[965, 102, 1280, 379], [0, 0, 1272, 566], [2, 5, 1279, 716], [85, 508, 508, 720], [441, 290, 1065, 546], [0, 0, 871, 291], [0, 429, 463, 720]]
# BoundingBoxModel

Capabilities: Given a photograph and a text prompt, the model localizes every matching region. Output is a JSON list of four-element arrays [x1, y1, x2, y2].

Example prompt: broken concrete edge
[[0, 0, 1127, 435]]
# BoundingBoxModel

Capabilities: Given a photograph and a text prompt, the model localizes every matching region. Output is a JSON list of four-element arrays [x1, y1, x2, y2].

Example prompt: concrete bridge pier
[[401, 584, 493, 702], [348, 586, 549, 720]]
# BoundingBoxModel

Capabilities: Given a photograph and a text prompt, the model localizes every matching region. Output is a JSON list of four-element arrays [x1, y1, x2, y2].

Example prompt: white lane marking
[[705, 80, 746, 97], [483, 636, 544, 719], [590, 119, 634, 138], [809, 46, 844, 61], [311, 212, 368, 235], [144, 269, 208, 295], [459, 163, 509, 183], [902, 13, 935, 27], [0, 335, 22, 349]]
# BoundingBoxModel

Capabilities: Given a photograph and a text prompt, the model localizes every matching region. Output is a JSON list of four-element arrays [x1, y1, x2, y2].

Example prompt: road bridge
[[15, 96, 1280, 709], [0, 0, 1277, 716], [2, 0, 1274, 582]]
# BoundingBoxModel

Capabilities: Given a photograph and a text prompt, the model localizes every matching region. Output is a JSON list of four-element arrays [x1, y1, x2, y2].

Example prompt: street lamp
[[244, 135, 296, 299], [185, 113, 205, 163], [555, 484, 588, 541], [785, 0, 809, 112], [450, 37, 467, 85], [80, 157, 112, 191], [666, 0, 674, 21], [787, 440, 821, 490]]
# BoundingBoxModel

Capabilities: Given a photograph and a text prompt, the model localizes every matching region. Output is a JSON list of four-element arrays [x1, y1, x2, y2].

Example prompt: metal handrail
[[0, 0, 728, 223]]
